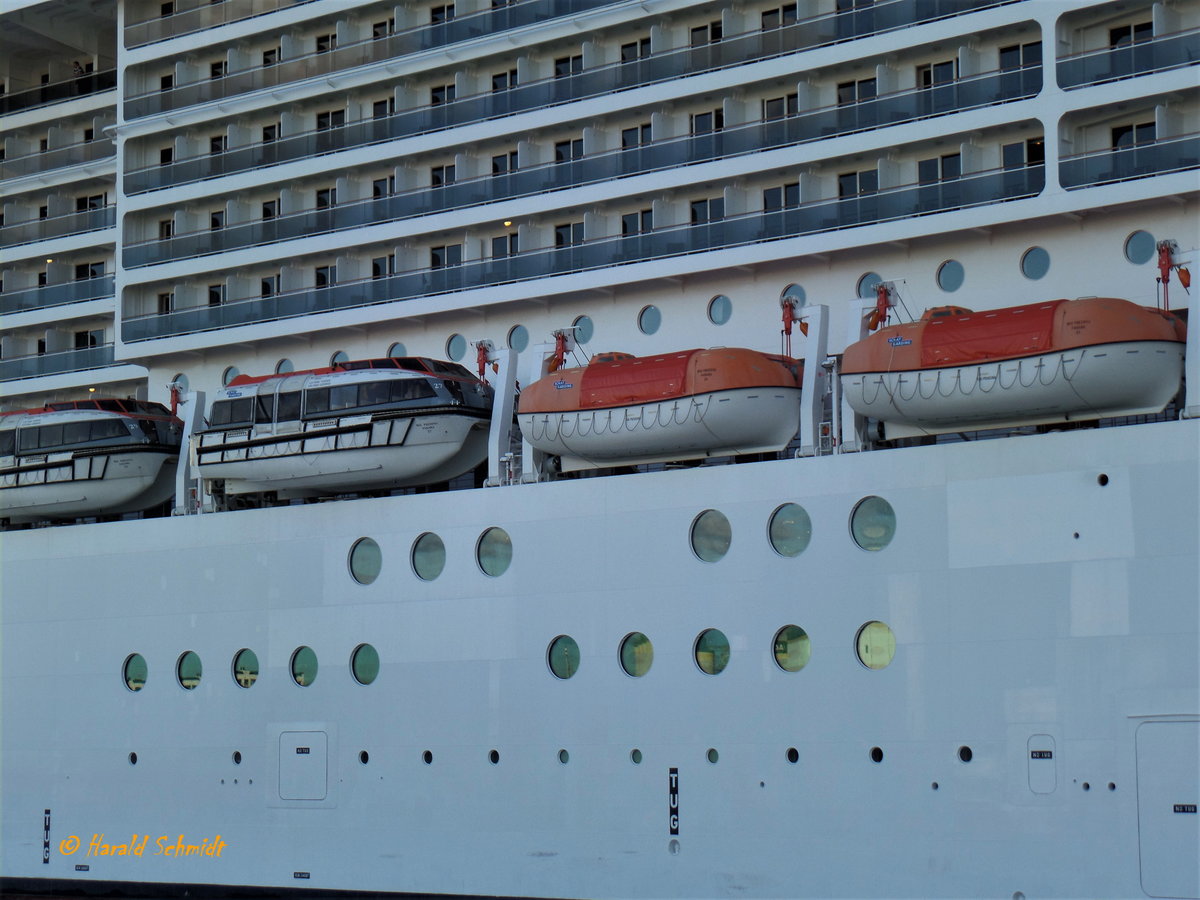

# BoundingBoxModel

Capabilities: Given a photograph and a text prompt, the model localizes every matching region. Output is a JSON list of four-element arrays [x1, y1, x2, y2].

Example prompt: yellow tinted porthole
[[855, 621, 896, 670]]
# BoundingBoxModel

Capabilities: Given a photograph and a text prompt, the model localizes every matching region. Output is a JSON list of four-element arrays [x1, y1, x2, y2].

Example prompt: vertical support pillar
[[839, 298, 874, 453], [797, 304, 829, 457], [1183, 279, 1199, 420], [480, 343, 517, 486], [172, 389, 205, 515]]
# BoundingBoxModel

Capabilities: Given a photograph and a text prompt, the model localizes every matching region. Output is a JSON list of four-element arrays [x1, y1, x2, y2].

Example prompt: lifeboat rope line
[[529, 397, 709, 442], [866, 351, 1086, 407]]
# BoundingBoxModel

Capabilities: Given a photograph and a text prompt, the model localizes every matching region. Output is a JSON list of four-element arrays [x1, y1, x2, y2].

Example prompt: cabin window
[[476, 526, 512, 577], [850, 495, 896, 551], [936, 259, 965, 292], [855, 621, 896, 669], [1124, 230, 1155, 265], [276, 392, 302, 421], [637, 305, 661, 335], [123, 653, 148, 691], [349, 537, 382, 585], [690, 509, 731, 562], [707, 295, 732, 326], [0, 431, 14, 455], [507, 324, 529, 352], [232, 648, 259, 687], [176, 651, 202, 689], [412, 532, 446, 581], [290, 646, 318, 686], [857, 272, 882, 299], [445, 333, 467, 361], [769, 502, 812, 556], [619, 632, 654, 677], [1021, 246, 1050, 280], [773, 625, 811, 671], [572, 315, 594, 344], [351, 644, 380, 685], [547, 635, 580, 679], [694, 628, 730, 674]]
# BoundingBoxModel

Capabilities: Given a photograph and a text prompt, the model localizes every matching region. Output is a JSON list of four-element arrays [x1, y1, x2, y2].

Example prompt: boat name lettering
[[224, 390, 244, 398], [553, 380, 573, 390], [296, 747, 310, 754], [57, 833, 227, 858], [43, 808, 51, 865], [1175, 804, 1197, 814], [668, 767, 679, 835], [1029, 750, 1053, 759], [886, 336, 913, 347]]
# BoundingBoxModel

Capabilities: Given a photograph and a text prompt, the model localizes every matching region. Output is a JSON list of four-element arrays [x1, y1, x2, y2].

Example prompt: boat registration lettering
[[1175, 804, 1197, 814], [668, 767, 679, 835], [887, 336, 912, 347], [1030, 750, 1053, 759], [553, 380, 573, 390]]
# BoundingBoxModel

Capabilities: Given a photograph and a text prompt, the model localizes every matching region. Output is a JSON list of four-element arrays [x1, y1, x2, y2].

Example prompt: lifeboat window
[[850, 496, 896, 551], [1123, 230, 1155, 265], [232, 648, 259, 688], [63, 421, 92, 444], [176, 651, 202, 690], [391, 379, 437, 403], [855, 621, 896, 670], [255, 394, 274, 422], [18, 429, 40, 452], [0, 431, 14, 456], [123, 653, 148, 692], [360, 380, 391, 407], [290, 646, 318, 686], [508, 324, 529, 352], [548, 635, 580, 679], [330, 384, 359, 411], [691, 509, 732, 563], [97, 399, 125, 412], [427, 360, 471, 378], [276, 392, 302, 421], [351, 643, 380, 685], [620, 632, 654, 677], [477, 526, 513, 577], [768, 503, 812, 557], [638, 305, 661, 335], [304, 388, 330, 416], [349, 537, 382, 585], [694, 628, 730, 675], [773, 625, 811, 672], [1021, 246, 1050, 280], [411, 532, 446, 581], [572, 314, 594, 344], [936, 259, 964, 292], [707, 294, 732, 326], [94, 419, 130, 441]]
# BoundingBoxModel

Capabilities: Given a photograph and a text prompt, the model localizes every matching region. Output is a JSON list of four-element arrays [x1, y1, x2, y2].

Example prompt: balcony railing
[[1057, 28, 1200, 89], [0, 275, 115, 317], [125, 0, 1019, 196], [0, 138, 115, 182], [0, 207, 116, 249], [125, 0, 319, 48], [123, 65, 1041, 267], [0, 343, 115, 382], [0, 70, 117, 116], [1059, 133, 1200, 189], [123, 164, 1044, 342]]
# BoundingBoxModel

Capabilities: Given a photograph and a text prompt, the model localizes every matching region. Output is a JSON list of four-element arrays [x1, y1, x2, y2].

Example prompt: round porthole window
[[171, 373, 189, 393], [330, 350, 349, 366], [221, 366, 240, 386], [176, 651, 202, 690], [690, 509, 731, 563], [351, 643, 379, 685], [476, 526, 512, 577], [781, 283, 806, 305], [507, 324, 529, 352], [123, 653, 148, 692], [387, 341, 407, 358], [936, 259, 964, 292], [857, 272, 882, 299], [850, 496, 896, 551], [768, 503, 812, 557], [232, 648, 259, 688], [291, 646, 318, 686], [707, 295, 732, 326], [548, 635, 580, 679], [1020, 246, 1050, 280], [694, 628, 730, 675], [1124, 230, 1155, 265], [619, 632, 654, 677], [275, 358, 294, 374], [856, 621, 896, 670], [572, 315, 594, 344], [348, 537, 382, 585], [446, 333, 467, 361], [773, 625, 811, 672], [411, 532, 446, 581], [638, 305, 661, 335]]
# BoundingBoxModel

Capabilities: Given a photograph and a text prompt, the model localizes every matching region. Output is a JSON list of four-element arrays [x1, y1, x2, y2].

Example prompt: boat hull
[[518, 387, 803, 470], [841, 340, 1185, 439]]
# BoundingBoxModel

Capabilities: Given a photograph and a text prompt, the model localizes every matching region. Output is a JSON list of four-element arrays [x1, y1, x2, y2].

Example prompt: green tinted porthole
[[694, 628, 730, 675], [690, 509, 731, 562], [446, 333, 467, 361], [619, 632, 654, 677], [769, 503, 812, 557], [351, 643, 380, 685], [773, 625, 811, 672], [1124, 230, 1155, 265], [850, 496, 896, 551], [572, 314, 594, 344], [1020, 246, 1050, 280], [291, 646, 318, 686], [232, 648, 259, 688], [477, 526, 512, 577], [123, 653, 147, 692], [707, 294, 732, 325], [548, 635, 580, 679], [177, 651, 202, 690], [349, 537, 382, 584], [411, 531, 446, 581], [856, 621, 896, 670]]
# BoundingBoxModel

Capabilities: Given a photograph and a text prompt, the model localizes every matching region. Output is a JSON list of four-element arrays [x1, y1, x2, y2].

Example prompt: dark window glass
[[555, 222, 584, 246], [622, 123, 651, 147], [621, 38, 651, 61], [276, 392, 301, 421], [554, 55, 582, 78], [255, 394, 274, 422]]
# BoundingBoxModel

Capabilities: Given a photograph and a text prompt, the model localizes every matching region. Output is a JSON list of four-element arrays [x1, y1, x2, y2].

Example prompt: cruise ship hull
[[2, 419, 1196, 899]]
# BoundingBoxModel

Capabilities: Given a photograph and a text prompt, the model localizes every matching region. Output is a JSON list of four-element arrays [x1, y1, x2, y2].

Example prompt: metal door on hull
[[279, 731, 328, 801], [1136, 720, 1199, 899]]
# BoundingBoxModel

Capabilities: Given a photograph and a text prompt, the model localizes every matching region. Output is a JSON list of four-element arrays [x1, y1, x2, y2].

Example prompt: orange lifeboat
[[518, 348, 802, 469], [841, 297, 1186, 438]]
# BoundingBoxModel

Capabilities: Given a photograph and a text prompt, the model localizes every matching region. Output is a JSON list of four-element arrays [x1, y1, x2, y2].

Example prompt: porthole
[[850, 495, 895, 551], [694, 628, 730, 675], [786, 747, 799, 764], [1020, 246, 1050, 280], [558, 749, 570, 764], [1124, 229, 1155, 265], [690, 509, 731, 563], [870, 746, 884, 763], [232, 751, 242, 765], [129, 752, 138, 765], [768, 503, 811, 557], [572, 314, 594, 344], [274, 358, 294, 374], [291, 646, 318, 686], [707, 295, 732, 326], [351, 643, 379, 685], [856, 621, 896, 670], [348, 537, 382, 585], [857, 271, 882, 299], [176, 650, 202, 690], [411, 532, 446, 581], [638, 305, 661, 335], [630, 749, 643, 765], [359, 750, 370, 765], [123, 653, 148, 692], [619, 632, 654, 677], [387, 341, 407, 358], [773, 625, 811, 672], [446, 333, 467, 361], [706, 748, 719, 764], [548, 635, 580, 680], [171, 373, 189, 393], [422, 750, 433, 764], [958, 745, 973, 763], [476, 526, 512, 577], [489, 749, 500, 764], [232, 648, 259, 688], [330, 350, 349, 366], [507, 324, 529, 352], [936, 259, 964, 292], [221, 366, 239, 386]]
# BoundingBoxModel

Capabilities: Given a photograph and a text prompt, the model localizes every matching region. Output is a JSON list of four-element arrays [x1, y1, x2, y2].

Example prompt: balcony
[[125, 0, 319, 48], [1059, 133, 1200, 189], [1057, 28, 1200, 89], [0, 137, 115, 182], [0, 343, 115, 382], [0, 276, 115, 317], [123, 64, 1041, 267], [0, 70, 117, 117], [122, 164, 1044, 342], [125, 3, 1023, 197], [0, 207, 116, 249]]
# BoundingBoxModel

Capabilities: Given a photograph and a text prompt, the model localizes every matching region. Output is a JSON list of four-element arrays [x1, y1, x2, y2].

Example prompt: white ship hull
[[842, 341, 1186, 439], [518, 387, 803, 470], [2, 420, 1196, 899]]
